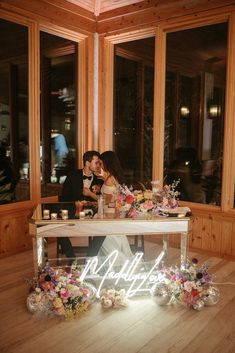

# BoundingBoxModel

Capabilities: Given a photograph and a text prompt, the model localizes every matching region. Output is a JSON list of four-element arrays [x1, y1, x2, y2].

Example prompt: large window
[[164, 23, 227, 205], [40, 32, 78, 197], [113, 38, 155, 185], [0, 18, 29, 204]]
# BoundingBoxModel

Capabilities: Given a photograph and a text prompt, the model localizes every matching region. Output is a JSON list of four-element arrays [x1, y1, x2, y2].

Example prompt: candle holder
[[43, 209, 50, 220], [79, 211, 85, 219], [61, 209, 68, 220]]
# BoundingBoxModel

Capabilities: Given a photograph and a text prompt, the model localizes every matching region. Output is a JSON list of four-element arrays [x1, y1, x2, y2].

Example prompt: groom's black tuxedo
[[59, 169, 104, 261], [60, 169, 103, 202]]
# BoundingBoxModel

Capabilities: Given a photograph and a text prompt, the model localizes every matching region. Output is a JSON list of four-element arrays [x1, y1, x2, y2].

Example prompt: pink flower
[[163, 185, 170, 192], [128, 208, 138, 218], [60, 289, 70, 302], [162, 197, 169, 207], [143, 200, 154, 210], [115, 199, 123, 209], [118, 194, 126, 202], [170, 198, 178, 208]]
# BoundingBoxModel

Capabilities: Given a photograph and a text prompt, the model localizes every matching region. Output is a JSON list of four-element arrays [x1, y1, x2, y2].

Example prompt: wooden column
[[40, 57, 51, 183]]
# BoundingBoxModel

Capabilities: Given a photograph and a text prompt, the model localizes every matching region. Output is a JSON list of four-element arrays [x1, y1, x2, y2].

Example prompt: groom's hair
[[83, 150, 100, 166]]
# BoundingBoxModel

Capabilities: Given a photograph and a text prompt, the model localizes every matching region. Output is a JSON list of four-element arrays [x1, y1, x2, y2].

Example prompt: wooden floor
[[0, 240, 235, 353]]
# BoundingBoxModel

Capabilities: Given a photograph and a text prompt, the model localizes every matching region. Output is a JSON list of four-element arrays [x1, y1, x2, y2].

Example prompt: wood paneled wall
[[146, 206, 235, 260], [0, 207, 32, 257], [190, 209, 235, 259]]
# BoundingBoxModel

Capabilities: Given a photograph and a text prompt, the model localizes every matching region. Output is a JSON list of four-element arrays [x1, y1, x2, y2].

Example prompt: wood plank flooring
[[0, 240, 235, 353]]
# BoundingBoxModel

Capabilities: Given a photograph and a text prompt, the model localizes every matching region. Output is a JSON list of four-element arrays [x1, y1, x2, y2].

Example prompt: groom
[[61, 150, 103, 203], [59, 150, 105, 260]]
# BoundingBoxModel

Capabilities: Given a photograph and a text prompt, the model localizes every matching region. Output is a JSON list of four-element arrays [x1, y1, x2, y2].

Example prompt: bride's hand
[[99, 168, 108, 180]]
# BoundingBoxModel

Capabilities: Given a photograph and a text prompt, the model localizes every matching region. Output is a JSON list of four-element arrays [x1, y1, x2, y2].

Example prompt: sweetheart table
[[29, 203, 192, 273]]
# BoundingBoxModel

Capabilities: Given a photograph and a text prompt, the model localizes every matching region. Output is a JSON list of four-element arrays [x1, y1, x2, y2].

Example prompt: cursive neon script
[[80, 250, 165, 297]]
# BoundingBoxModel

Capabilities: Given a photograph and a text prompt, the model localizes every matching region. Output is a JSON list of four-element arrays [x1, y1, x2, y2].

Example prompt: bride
[[97, 151, 134, 264]]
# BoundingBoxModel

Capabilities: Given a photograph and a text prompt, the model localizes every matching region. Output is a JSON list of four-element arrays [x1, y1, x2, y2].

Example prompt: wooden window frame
[[0, 11, 91, 209], [100, 11, 235, 213]]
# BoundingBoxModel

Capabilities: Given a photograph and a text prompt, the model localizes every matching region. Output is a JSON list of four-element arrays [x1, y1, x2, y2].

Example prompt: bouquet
[[116, 180, 181, 218], [115, 185, 135, 213], [159, 258, 220, 310], [100, 288, 128, 309], [26, 264, 96, 319]]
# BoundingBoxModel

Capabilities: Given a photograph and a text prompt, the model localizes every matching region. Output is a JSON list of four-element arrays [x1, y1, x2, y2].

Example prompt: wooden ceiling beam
[[97, 0, 235, 34], [0, 0, 96, 34], [43, 0, 96, 20]]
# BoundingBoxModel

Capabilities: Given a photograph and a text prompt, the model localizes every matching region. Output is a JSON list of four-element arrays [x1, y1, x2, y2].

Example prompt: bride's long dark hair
[[100, 151, 125, 185]]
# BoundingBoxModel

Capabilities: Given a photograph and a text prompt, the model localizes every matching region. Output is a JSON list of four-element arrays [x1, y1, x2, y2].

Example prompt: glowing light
[[180, 106, 190, 117], [80, 250, 166, 298]]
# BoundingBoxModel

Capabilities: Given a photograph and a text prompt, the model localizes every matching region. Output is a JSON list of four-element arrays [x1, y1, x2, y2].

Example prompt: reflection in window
[[113, 38, 155, 185], [40, 32, 77, 197], [164, 23, 227, 205], [0, 18, 29, 204]]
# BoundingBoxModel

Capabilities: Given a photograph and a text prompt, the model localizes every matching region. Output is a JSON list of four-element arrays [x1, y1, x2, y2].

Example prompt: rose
[[101, 298, 113, 308], [60, 289, 70, 302], [126, 194, 135, 204]]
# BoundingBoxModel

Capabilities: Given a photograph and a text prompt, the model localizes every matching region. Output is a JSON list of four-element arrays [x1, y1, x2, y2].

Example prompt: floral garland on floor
[[26, 259, 221, 318]]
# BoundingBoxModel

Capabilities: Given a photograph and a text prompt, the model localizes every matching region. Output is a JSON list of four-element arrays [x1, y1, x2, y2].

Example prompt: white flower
[[107, 289, 116, 296], [101, 298, 113, 308], [183, 280, 193, 292]]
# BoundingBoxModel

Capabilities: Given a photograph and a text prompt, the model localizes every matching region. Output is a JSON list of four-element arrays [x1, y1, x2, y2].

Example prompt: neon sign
[[80, 250, 166, 298]]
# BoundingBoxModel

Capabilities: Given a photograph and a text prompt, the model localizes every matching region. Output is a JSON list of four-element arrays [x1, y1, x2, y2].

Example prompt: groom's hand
[[83, 187, 98, 201], [83, 187, 92, 197]]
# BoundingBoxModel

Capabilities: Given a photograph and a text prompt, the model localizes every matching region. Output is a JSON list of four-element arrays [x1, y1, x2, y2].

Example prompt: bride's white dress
[[97, 183, 133, 265]]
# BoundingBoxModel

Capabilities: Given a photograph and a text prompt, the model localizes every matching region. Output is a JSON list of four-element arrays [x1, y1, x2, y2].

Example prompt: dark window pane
[[40, 32, 78, 197], [114, 37, 155, 185], [0, 18, 29, 204], [164, 23, 227, 205]]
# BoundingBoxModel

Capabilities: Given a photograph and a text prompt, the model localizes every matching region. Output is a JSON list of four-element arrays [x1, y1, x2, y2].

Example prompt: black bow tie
[[83, 175, 92, 181]]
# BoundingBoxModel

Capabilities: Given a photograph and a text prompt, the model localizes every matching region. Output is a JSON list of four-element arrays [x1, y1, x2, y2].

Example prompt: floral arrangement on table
[[115, 180, 181, 218], [26, 263, 96, 319], [100, 288, 128, 309], [151, 258, 220, 311]]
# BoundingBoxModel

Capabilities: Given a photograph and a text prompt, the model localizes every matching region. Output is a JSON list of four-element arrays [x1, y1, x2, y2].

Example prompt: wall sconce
[[180, 106, 190, 118], [208, 104, 221, 119]]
